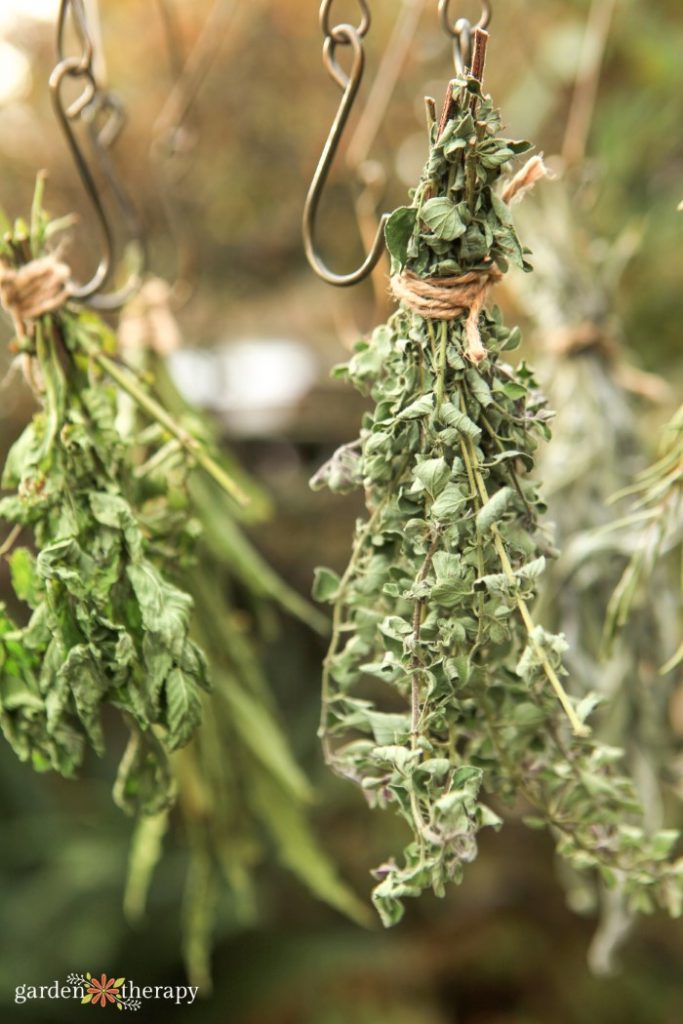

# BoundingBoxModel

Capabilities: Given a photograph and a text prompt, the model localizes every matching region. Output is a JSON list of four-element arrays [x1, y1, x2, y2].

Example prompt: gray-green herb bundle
[[0, 188, 243, 810], [514, 181, 681, 972], [313, 77, 683, 927], [603, 403, 682, 673]]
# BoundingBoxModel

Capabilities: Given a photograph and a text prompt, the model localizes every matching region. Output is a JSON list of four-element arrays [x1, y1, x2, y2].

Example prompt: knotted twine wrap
[[0, 255, 71, 342], [391, 267, 503, 365], [390, 156, 548, 365]]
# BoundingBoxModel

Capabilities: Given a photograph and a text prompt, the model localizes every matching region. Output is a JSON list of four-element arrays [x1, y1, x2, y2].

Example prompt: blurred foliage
[[515, 176, 682, 974], [117, 308, 369, 990], [0, 1, 682, 1022]]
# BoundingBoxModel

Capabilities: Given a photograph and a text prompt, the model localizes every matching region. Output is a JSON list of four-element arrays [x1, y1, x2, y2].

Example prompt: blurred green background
[[0, 1, 682, 1021]]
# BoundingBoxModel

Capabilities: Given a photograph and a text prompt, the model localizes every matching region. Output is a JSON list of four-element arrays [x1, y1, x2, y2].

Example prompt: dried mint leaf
[[0, 192, 220, 812]]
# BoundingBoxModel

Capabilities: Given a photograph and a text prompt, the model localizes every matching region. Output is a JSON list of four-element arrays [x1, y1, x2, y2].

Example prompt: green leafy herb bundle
[[0, 186, 245, 808], [0, 184, 366, 984], [313, 76, 683, 927]]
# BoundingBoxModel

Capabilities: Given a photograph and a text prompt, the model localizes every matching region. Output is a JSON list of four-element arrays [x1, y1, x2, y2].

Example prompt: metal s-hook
[[56, 0, 92, 67], [82, 91, 146, 310], [50, 55, 111, 301], [439, 1, 491, 74], [303, 2, 389, 288], [438, 0, 491, 37], [49, 0, 144, 310], [320, 0, 371, 42]]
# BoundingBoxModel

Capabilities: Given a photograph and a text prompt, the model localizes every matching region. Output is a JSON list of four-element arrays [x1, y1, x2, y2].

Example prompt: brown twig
[[437, 77, 458, 141], [470, 28, 489, 86]]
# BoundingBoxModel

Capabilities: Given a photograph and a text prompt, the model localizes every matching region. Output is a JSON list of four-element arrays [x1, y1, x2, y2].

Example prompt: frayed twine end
[[464, 290, 489, 364], [502, 155, 550, 206], [0, 255, 71, 341]]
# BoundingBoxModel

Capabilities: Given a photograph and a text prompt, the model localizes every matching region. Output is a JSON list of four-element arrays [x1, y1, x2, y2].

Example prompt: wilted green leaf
[[421, 197, 467, 241]]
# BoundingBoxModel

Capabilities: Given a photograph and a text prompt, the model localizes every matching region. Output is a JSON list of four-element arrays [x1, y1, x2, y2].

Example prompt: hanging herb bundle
[[116, 284, 368, 988], [603, 404, 682, 674], [0, 181, 248, 809], [513, 180, 681, 972], [312, 66, 683, 927]]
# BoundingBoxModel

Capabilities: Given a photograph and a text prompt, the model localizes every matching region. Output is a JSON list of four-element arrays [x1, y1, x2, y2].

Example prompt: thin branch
[[562, 0, 619, 168]]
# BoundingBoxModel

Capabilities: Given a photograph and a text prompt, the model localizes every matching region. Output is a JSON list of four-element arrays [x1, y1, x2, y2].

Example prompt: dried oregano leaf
[[312, 77, 683, 927]]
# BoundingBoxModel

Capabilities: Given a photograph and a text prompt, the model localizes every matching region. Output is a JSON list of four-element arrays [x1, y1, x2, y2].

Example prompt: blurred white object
[[0, 42, 31, 104], [0, 0, 61, 104], [169, 339, 319, 436], [0, 0, 60, 30]]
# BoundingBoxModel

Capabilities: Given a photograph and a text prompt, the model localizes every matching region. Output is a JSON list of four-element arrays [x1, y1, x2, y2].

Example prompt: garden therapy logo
[[73, 973, 139, 1010], [14, 973, 199, 1008]]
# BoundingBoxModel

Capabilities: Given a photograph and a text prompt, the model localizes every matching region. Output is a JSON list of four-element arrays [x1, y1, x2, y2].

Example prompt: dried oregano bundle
[[0, 183, 244, 807], [312, 75, 683, 927]]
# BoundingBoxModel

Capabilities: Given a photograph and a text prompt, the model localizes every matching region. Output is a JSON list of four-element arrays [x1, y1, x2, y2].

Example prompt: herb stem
[[465, 436, 589, 738], [478, 407, 534, 517], [493, 525, 588, 737], [90, 350, 249, 508], [0, 524, 22, 559], [134, 439, 182, 479], [410, 529, 442, 747], [435, 321, 449, 413], [426, 319, 439, 367], [457, 434, 485, 649]]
